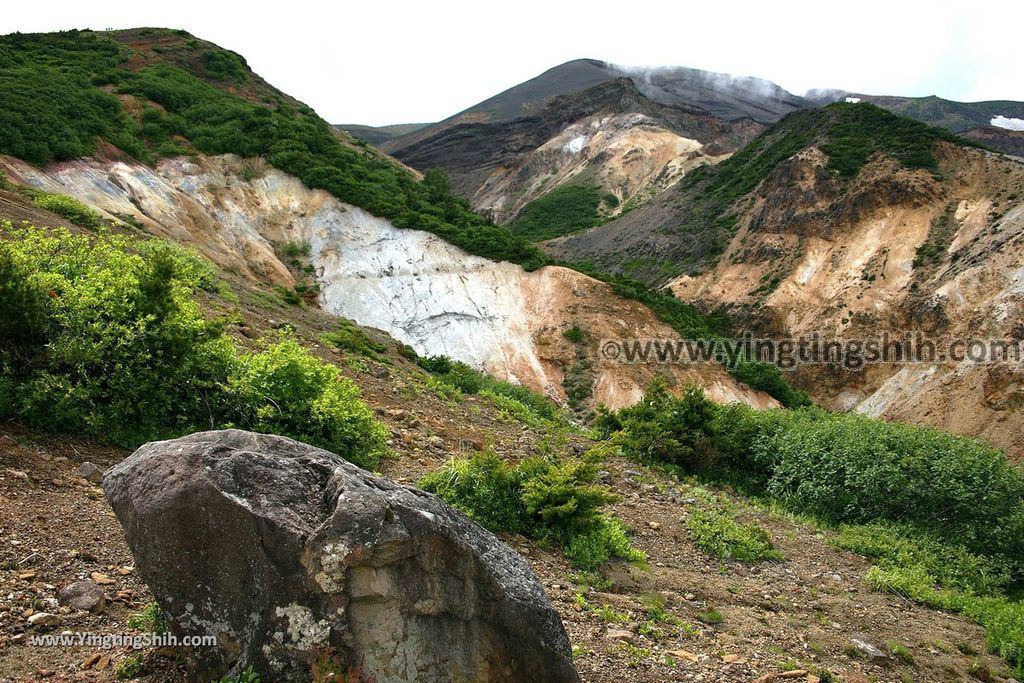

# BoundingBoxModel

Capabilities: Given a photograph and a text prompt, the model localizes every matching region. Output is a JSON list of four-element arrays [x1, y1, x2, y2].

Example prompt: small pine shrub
[[686, 508, 783, 563], [419, 451, 643, 569], [321, 319, 386, 359]]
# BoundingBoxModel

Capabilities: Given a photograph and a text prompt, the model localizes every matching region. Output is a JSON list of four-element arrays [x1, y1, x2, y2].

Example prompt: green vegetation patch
[[419, 451, 645, 570], [0, 224, 388, 468], [594, 379, 1024, 675], [415, 353, 558, 425], [511, 185, 603, 241], [321, 318, 387, 359], [686, 507, 784, 563]]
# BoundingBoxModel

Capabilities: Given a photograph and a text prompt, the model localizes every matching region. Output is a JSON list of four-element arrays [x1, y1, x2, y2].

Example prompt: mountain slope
[[546, 103, 1024, 458], [387, 77, 761, 226], [0, 27, 545, 269]]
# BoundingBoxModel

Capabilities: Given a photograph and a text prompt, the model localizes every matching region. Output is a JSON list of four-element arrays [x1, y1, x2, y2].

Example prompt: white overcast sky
[[2, 0, 1022, 126]]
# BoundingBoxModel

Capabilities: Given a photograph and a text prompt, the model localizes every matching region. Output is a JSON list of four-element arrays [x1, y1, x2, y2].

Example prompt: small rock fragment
[[76, 462, 104, 485], [58, 580, 106, 612], [850, 636, 887, 662], [27, 612, 61, 627]]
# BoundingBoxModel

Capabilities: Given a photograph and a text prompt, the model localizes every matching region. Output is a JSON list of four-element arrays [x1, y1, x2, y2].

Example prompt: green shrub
[[511, 185, 603, 241], [728, 360, 811, 408], [419, 451, 643, 569], [608, 380, 718, 471], [686, 508, 783, 562], [417, 451, 526, 533], [833, 523, 1012, 596], [0, 224, 389, 467], [127, 602, 167, 634], [30, 191, 103, 228], [417, 354, 558, 423], [227, 339, 389, 469], [321, 318, 386, 359], [603, 382, 1024, 574]]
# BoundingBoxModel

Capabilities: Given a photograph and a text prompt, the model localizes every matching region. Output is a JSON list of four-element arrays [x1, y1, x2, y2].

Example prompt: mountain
[[3, 27, 1024, 683], [548, 102, 1024, 457], [814, 94, 1024, 157], [380, 77, 762, 227], [334, 121, 430, 146], [358, 60, 801, 229], [0, 27, 770, 413]]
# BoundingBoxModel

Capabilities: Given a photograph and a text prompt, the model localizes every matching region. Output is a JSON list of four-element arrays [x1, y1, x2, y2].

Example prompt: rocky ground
[[0, 419, 1013, 683]]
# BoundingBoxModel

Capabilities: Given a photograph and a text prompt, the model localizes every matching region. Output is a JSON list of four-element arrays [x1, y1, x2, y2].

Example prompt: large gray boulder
[[104, 429, 579, 682]]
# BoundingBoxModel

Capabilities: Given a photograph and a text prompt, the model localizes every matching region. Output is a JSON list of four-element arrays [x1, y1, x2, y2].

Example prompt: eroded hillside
[[0, 154, 771, 412], [542, 104, 1024, 458], [385, 78, 760, 227]]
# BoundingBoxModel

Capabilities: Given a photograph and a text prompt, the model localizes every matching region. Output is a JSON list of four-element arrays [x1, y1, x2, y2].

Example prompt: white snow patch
[[845, 97, 861, 104], [991, 115, 1024, 132], [563, 135, 588, 154]]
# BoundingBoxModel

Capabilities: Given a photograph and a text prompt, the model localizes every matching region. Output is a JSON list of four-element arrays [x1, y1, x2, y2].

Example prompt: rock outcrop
[[103, 429, 580, 683], [1, 154, 773, 412]]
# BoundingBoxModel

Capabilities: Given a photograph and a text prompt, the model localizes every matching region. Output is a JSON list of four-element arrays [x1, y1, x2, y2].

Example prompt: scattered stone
[[722, 653, 747, 664], [16, 571, 36, 581], [428, 435, 445, 449], [367, 364, 390, 379], [58, 580, 106, 612], [850, 635, 887, 662], [647, 521, 661, 530], [76, 462, 104, 485], [668, 649, 700, 663], [104, 429, 580, 682], [5, 468, 31, 485], [89, 572, 115, 586], [385, 408, 409, 421], [238, 325, 258, 339], [95, 655, 110, 671], [268, 319, 287, 330], [11, 633, 25, 644], [27, 612, 61, 627], [779, 671, 809, 679], [81, 653, 101, 670], [605, 628, 635, 645]]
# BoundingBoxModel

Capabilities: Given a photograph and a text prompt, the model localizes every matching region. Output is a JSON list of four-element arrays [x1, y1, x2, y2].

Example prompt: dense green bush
[[419, 451, 644, 570], [227, 339, 389, 467], [601, 382, 1024, 574], [0, 224, 388, 467], [511, 185, 604, 241], [30, 190, 103, 228], [600, 380, 717, 471]]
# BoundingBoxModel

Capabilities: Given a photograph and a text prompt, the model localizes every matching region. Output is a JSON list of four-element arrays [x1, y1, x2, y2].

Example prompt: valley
[[0, 23, 1023, 683]]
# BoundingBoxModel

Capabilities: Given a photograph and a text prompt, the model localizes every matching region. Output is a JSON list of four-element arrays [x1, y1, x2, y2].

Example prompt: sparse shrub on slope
[[419, 451, 644, 570], [416, 353, 559, 424], [686, 508, 783, 563], [0, 224, 388, 467]]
